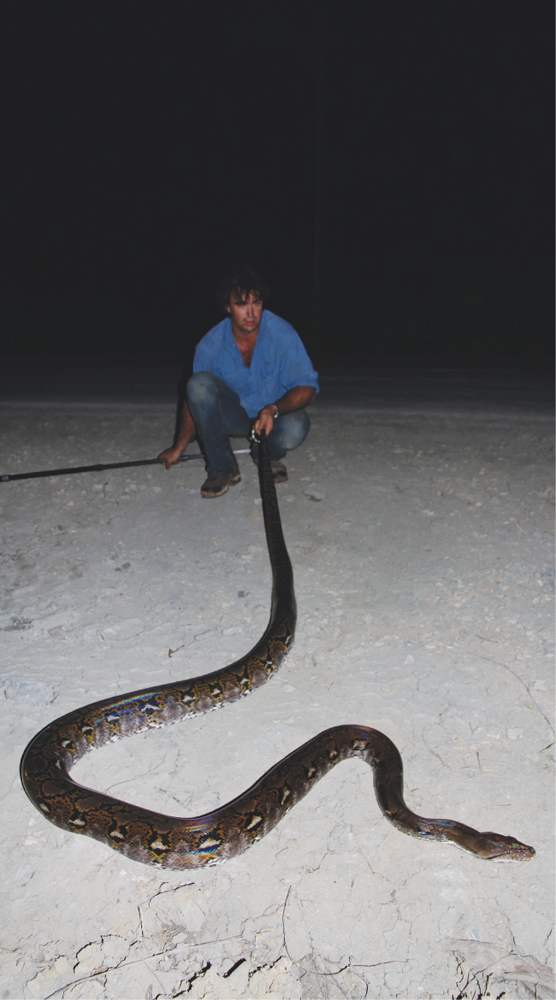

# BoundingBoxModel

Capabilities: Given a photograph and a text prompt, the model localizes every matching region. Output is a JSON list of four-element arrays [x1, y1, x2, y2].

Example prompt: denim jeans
[[187, 371, 311, 477]]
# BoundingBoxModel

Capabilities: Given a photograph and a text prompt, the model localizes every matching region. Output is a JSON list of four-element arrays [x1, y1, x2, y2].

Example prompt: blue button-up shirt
[[193, 310, 319, 418]]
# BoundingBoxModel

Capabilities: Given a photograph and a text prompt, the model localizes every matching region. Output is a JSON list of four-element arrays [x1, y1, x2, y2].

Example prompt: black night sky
[[3, 2, 554, 372]]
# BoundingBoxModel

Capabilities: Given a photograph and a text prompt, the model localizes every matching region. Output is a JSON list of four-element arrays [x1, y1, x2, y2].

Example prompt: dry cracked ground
[[0, 392, 554, 999]]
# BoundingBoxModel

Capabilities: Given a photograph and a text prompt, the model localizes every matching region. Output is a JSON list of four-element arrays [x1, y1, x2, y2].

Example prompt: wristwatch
[[271, 403, 280, 419]]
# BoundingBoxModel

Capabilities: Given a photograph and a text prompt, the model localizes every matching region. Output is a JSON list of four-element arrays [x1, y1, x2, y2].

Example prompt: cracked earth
[[0, 389, 554, 999]]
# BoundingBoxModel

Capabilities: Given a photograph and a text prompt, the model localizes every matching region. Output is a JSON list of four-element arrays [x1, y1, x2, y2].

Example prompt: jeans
[[186, 371, 311, 477]]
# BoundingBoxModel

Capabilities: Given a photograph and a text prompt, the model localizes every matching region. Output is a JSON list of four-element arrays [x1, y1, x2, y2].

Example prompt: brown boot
[[200, 471, 241, 498], [251, 455, 288, 483], [271, 461, 288, 483]]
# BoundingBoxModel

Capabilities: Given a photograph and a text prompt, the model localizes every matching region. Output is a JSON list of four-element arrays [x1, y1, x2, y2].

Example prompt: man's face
[[226, 290, 263, 336]]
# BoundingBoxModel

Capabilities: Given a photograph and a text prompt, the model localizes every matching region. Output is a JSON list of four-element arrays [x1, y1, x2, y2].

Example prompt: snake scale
[[20, 432, 534, 868]]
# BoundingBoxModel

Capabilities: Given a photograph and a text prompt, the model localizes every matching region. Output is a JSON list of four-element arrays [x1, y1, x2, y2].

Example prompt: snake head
[[477, 832, 536, 862]]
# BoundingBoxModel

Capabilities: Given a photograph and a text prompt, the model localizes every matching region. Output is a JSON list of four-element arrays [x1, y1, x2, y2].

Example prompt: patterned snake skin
[[20, 433, 534, 868]]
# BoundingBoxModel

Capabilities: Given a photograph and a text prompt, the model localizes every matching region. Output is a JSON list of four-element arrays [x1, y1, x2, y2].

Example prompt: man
[[159, 266, 319, 498]]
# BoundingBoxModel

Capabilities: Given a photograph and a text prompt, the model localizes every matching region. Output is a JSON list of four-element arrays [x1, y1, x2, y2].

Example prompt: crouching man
[[159, 265, 319, 498]]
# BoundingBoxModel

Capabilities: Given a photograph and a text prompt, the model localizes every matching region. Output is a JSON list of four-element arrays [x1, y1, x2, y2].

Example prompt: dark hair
[[218, 265, 270, 309]]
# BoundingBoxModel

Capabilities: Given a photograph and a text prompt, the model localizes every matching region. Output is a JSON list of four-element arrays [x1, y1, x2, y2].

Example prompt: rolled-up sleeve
[[281, 331, 319, 392]]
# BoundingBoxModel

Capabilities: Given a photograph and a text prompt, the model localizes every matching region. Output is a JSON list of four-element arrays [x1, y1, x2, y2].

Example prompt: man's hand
[[253, 387, 316, 438], [158, 400, 196, 469], [253, 404, 278, 438], [158, 446, 185, 469]]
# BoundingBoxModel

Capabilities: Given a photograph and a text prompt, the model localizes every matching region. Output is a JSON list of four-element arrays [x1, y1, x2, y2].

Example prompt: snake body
[[20, 433, 534, 868]]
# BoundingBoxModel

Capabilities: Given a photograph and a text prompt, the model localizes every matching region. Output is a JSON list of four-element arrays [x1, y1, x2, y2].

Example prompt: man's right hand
[[158, 446, 184, 469], [159, 400, 196, 469]]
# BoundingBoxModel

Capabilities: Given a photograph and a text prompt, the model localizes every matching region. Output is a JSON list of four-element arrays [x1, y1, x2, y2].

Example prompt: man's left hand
[[253, 404, 278, 437]]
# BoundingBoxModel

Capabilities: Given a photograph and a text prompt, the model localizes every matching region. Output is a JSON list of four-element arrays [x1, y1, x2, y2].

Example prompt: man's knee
[[186, 371, 221, 404], [276, 409, 311, 451]]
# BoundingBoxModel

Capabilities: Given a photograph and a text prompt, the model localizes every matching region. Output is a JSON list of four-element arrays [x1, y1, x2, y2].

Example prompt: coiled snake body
[[20, 434, 534, 868]]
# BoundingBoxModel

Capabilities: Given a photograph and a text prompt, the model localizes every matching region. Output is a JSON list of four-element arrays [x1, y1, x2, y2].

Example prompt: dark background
[[3, 2, 554, 372]]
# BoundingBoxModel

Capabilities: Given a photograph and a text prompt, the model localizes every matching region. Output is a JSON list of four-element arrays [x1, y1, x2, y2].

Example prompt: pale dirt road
[[1, 376, 554, 999]]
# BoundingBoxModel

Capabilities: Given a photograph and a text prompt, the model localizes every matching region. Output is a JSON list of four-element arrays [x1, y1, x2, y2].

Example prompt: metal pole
[[1, 450, 251, 483]]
